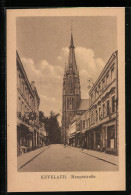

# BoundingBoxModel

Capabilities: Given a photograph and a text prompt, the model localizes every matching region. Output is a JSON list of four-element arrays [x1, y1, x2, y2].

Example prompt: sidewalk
[[17, 145, 50, 170], [68, 146, 119, 166]]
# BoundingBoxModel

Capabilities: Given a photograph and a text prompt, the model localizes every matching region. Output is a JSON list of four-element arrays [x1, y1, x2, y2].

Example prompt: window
[[96, 110, 98, 121], [106, 73, 109, 86], [22, 102, 24, 116], [112, 95, 115, 113], [25, 105, 27, 116], [91, 93, 93, 103], [103, 103, 105, 118], [91, 113, 93, 124], [102, 78, 105, 90], [69, 77, 72, 93], [95, 88, 98, 99], [25, 88, 27, 99], [83, 121, 85, 129], [107, 125, 115, 148], [111, 66, 115, 80], [99, 107, 101, 120], [98, 82, 101, 93], [89, 119, 90, 127], [18, 97, 21, 112], [18, 74, 21, 89], [27, 91, 29, 101], [22, 82, 24, 93], [107, 100, 110, 115], [20, 77, 22, 90], [69, 98, 72, 110], [87, 120, 89, 128], [32, 99, 33, 108], [69, 114, 72, 123], [30, 96, 32, 106]]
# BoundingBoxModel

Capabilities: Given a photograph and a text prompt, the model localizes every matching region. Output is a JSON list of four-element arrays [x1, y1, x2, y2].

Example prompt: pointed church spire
[[68, 31, 77, 71], [69, 32, 75, 48]]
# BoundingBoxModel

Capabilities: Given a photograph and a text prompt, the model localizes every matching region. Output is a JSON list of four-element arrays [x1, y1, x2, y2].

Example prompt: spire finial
[[70, 21, 74, 48], [71, 20, 73, 34]]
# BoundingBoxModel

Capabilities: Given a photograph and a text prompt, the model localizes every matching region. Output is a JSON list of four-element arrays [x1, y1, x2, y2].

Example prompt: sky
[[16, 16, 117, 125]]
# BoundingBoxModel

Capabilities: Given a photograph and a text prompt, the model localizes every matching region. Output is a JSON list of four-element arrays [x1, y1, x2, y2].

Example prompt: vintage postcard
[[7, 8, 125, 191]]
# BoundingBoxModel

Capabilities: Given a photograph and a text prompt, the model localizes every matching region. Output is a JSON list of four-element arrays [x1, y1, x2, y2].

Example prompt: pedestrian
[[82, 140, 86, 151], [81, 141, 84, 151]]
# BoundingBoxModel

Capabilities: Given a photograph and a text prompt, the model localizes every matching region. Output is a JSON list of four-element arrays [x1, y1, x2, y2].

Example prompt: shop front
[[18, 124, 29, 154], [75, 131, 80, 147], [81, 132, 87, 148], [28, 130, 33, 151], [105, 122, 117, 155], [95, 127, 102, 151], [88, 125, 102, 151], [69, 132, 76, 146], [100, 120, 117, 155]]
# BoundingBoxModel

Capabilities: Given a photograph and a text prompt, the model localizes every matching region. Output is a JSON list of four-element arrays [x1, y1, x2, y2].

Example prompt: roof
[[89, 50, 118, 94], [77, 99, 89, 111], [70, 114, 81, 125]]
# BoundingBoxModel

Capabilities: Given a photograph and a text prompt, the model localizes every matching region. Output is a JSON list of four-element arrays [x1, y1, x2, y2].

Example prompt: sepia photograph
[[16, 16, 119, 172], [7, 8, 125, 191]]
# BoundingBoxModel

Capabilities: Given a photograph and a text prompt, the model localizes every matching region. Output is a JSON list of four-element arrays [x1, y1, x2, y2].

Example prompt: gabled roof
[[77, 99, 89, 111], [70, 114, 81, 124]]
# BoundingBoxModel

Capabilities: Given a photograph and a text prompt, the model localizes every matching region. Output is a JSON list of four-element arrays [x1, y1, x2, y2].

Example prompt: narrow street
[[19, 144, 118, 172]]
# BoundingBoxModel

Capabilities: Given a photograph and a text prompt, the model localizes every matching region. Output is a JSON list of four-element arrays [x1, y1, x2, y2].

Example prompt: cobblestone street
[[18, 144, 118, 172]]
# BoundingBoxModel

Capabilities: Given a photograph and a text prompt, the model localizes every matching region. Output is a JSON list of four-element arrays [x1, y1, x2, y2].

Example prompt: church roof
[[77, 99, 89, 111]]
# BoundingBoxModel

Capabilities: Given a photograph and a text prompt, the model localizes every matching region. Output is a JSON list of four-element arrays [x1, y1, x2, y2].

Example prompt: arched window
[[72, 98, 74, 109], [67, 98, 69, 110], [69, 113, 72, 123], [69, 97, 72, 110], [69, 76, 72, 93]]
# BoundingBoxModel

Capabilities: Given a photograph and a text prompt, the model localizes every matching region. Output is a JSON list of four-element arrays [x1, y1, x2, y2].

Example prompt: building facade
[[17, 51, 40, 156], [61, 33, 88, 144], [61, 33, 81, 144], [88, 50, 118, 155], [68, 51, 118, 155]]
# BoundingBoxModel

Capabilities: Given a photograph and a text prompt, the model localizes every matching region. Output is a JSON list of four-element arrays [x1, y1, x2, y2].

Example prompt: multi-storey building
[[17, 51, 40, 156], [68, 50, 118, 155], [68, 109, 90, 147], [88, 50, 118, 155]]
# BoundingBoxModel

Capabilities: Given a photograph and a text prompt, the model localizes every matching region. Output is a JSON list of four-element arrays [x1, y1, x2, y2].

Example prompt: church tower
[[62, 32, 81, 144]]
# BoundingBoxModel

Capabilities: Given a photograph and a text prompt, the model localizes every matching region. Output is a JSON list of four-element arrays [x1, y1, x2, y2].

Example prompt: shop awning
[[69, 132, 75, 139], [20, 122, 34, 132], [76, 130, 80, 134]]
